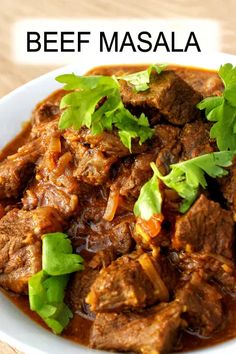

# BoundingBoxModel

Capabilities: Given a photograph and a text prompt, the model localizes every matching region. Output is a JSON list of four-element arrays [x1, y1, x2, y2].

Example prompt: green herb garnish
[[117, 64, 167, 92], [43, 232, 84, 276], [197, 63, 236, 151], [55, 67, 159, 151], [134, 151, 235, 218], [29, 232, 84, 334], [154, 151, 235, 213], [134, 163, 162, 220]]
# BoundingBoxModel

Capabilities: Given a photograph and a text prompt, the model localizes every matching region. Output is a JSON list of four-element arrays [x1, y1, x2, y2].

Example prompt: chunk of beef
[[173, 195, 234, 258], [90, 301, 185, 354], [111, 125, 181, 198], [86, 252, 170, 312], [180, 121, 216, 160], [23, 182, 79, 217], [120, 70, 202, 126], [218, 156, 236, 220], [113, 153, 154, 198], [74, 148, 116, 185], [176, 68, 223, 97], [154, 125, 181, 175], [0, 207, 63, 293], [33, 103, 60, 125], [0, 138, 43, 199], [68, 186, 135, 255], [170, 251, 236, 295], [67, 267, 99, 319], [176, 273, 223, 337], [66, 249, 116, 318], [31, 89, 65, 126], [23, 134, 80, 217]]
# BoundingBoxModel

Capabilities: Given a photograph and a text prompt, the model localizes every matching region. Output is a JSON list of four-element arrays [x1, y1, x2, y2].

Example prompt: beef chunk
[[120, 70, 202, 126], [176, 68, 223, 97], [31, 90, 65, 126], [171, 251, 236, 295], [23, 181, 79, 217], [173, 194, 234, 258], [176, 273, 223, 337], [33, 103, 60, 125], [74, 148, 116, 185], [180, 121, 216, 160], [0, 138, 43, 198], [86, 252, 170, 312], [218, 156, 236, 220], [67, 267, 99, 318], [112, 125, 181, 198], [113, 153, 154, 198], [66, 249, 116, 318], [0, 207, 63, 293], [90, 301, 185, 353], [23, 134, 80, 217]]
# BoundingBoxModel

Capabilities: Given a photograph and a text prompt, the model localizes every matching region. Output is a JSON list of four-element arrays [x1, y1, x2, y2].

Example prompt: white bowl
[[0, 52, 236, 354]]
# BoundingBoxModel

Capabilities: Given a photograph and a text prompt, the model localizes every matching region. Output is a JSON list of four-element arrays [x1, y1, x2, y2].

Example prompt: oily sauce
[[0, 64, 235, 352]]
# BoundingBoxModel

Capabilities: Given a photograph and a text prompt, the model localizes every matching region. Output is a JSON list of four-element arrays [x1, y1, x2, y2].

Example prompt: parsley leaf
[[42, 232, 84, 276], [154, 151, 235, 213], [56, 70, 154, 150], [134, 163, 162, 220], [117, 64, 167, 92], [28, 232, 84, 334], [29, 271, 72, 334], [197, 63, 236, 151]]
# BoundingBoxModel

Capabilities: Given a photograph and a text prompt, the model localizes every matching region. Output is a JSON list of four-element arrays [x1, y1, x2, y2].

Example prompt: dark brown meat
[[218, 156, 236, 220], [170, 251, 236, 295], [111, 124, 181, 198], [176, 68, 223, 97], [22, 133, 80, 217], [90, 301, 185, 354], [0, 138, 43, 199], [120, 70, 202, 126], [0, 207, 63, 293], [66, 249, 116, 318], [31, 89, 65, 126], [86, 252, 169, 312], [176, 273, 223, 337], [74, 148, 116, 185], [173, 194, 234, 258], [180, 121, 216, 160]]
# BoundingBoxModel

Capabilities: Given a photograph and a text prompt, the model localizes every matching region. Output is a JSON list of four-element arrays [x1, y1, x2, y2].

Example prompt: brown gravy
[[0, 64, 235, 353]]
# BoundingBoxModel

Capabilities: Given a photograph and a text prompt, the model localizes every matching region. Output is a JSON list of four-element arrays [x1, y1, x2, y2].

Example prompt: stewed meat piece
[[173, 194, 234, 258], [90, 301, 185, 354], [0, 207, 63, 293], [0, 138, 43, 199], [120, 70, 202, 125], [86, 252, 171, 312]]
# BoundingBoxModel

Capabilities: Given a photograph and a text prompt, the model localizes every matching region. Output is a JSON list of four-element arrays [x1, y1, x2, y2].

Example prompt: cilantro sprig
[[117, 64, 167, 92], [197, 63, 236, 151], [134, 163, 162, 220], [55, 65, 165, 151], [134, 151, 235, 219], [29, 232, 84, 334]]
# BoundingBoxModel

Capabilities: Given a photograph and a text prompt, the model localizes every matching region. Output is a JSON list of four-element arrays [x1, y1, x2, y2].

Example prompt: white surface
[[0, 52, 236, 354]]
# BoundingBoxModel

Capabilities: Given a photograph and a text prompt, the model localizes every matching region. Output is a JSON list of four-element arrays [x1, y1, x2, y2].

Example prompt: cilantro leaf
[[42, 232, 84, 276], [113, 109, 154, 152], [118, 64, 167, 92], [56, 71, 154, 150], [29, 232, 84, 334], [29, 271, 72, 334], [154, 151, 235, 213], [197, 63, 236, 151], [134, 163, 162, 220]]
